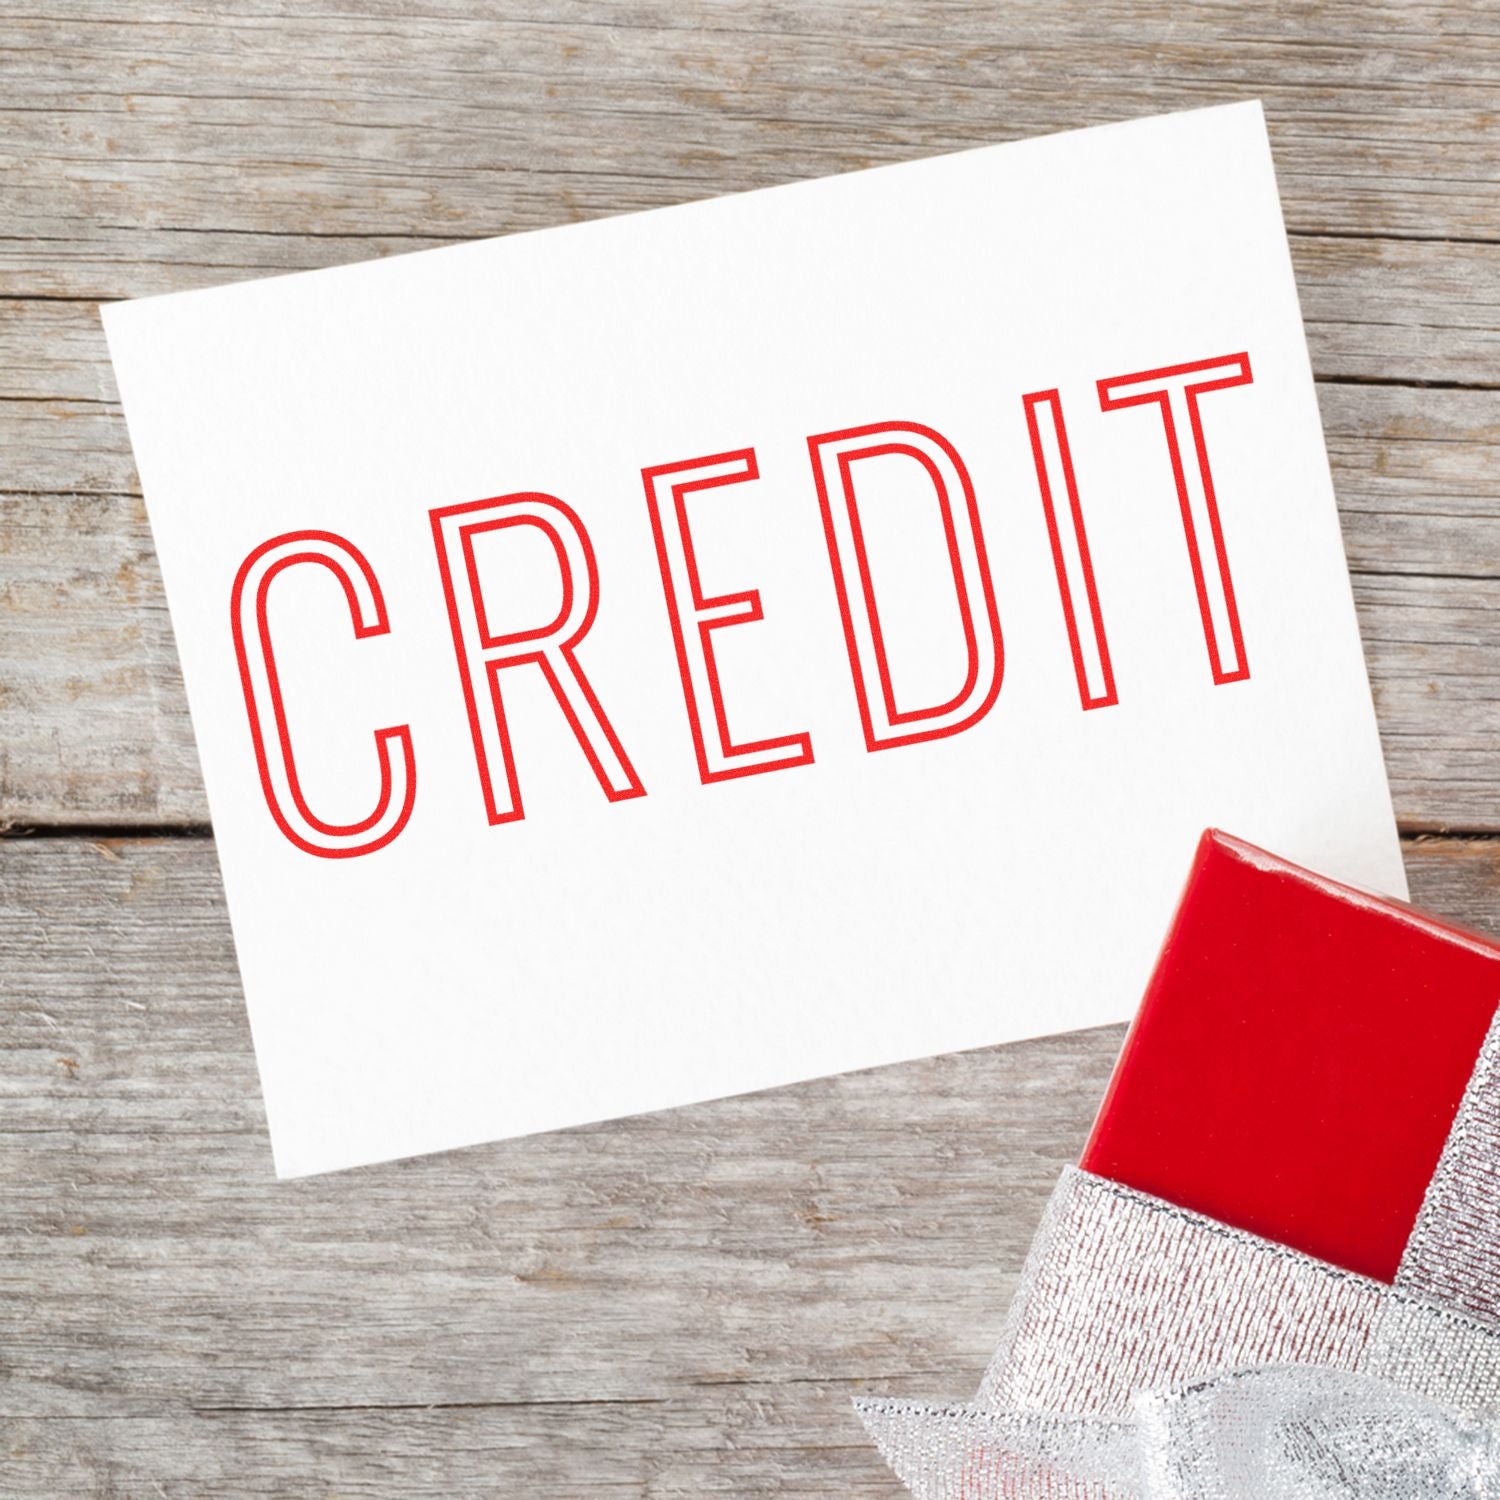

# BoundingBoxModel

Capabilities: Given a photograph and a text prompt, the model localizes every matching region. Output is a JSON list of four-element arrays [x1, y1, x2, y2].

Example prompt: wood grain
[[4, 1, 1500, 1493], [5, 1, 1500, 270], [2, 833, 1498, 1496]]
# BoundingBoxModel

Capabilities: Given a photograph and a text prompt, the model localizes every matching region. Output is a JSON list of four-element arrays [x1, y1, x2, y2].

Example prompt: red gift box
[[1081, 829, 1500, 1282]]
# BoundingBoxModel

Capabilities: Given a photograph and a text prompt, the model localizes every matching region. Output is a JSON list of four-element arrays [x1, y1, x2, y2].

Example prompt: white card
[[104, 101, 1404, 1177]]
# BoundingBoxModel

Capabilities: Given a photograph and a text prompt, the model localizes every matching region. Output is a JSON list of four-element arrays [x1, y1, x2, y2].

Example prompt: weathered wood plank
[[1296, 236, 1500, 388], [1362, 577, 1500, 833], [1321, 385, 1500, 571], [0, 492, 203, 826], [1, 832, 1496, 1495], [6, 396, 1500, 830], [3, 0, 1500, 282], [2, 1404, 905, 1498]]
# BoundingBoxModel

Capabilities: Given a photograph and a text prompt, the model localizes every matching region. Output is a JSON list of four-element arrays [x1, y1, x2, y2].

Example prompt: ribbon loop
[[1139, 1366, 1500, 1500], [857, 1366, 1500, 1499]]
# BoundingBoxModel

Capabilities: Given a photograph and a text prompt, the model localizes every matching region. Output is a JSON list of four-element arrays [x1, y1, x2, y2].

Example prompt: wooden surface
[[4, 3, 1500, 1493]]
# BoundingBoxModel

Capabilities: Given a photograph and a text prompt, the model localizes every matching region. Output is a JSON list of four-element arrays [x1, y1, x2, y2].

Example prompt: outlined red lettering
[[1024, 389, 1117, 710], [430, 493, 645, 824], [230, 531, 416, 858], [1098, 353, 1254, 684], [808, 421, 1003, 752], [642, 449, 814, 783]]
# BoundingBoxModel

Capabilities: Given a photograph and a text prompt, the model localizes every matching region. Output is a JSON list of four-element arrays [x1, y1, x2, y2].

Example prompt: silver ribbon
[[860, 1366, 1500, 1498], [859, 1013, 1500, 1499], [1137, 1366, 1500, 1499]]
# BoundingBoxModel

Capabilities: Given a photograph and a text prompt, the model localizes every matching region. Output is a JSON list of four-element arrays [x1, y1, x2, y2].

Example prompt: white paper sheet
[[103, 101, 1405, 1176]]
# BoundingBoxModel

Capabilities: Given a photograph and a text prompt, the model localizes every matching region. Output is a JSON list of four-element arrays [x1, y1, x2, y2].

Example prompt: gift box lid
[[1081, 829, 1500, 1282]]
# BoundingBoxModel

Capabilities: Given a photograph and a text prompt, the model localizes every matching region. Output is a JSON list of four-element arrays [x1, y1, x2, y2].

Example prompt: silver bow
[[859, 1366, 1500, 1499], [1138, 1366, 1500, 1499]]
